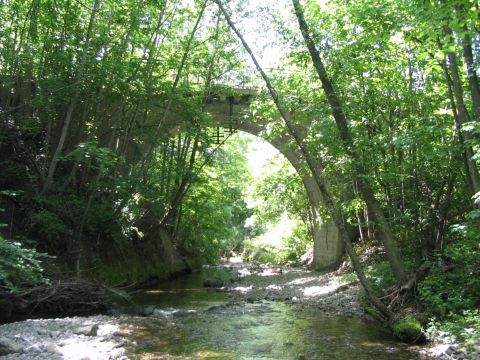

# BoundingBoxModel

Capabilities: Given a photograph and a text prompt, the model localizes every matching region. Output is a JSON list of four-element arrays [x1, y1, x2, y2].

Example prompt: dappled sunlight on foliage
[[0, 234, 50, 292]]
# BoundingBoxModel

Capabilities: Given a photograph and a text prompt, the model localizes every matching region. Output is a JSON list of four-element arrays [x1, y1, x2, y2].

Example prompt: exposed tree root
[[381, 263, 431, 313]]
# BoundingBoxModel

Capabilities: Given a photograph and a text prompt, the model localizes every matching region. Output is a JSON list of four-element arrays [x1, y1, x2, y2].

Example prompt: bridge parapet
[[173, 67, 284, 91]]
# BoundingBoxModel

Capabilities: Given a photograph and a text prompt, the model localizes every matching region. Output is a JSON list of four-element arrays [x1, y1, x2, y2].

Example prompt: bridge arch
[[204, 89, 345, 270]]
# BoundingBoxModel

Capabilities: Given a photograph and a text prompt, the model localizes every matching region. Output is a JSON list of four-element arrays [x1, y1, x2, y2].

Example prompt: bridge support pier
[[266, 136, 345, 270], [302, 168, 345, 270], [311, 216, 344, 270]]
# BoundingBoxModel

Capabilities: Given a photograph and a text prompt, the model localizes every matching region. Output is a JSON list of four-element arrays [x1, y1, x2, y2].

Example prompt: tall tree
[[291, 0, 406, 282], [43, 0, 101, 192]]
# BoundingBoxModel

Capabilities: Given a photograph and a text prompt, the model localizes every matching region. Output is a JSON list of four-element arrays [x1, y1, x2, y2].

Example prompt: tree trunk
[[161, 137, 200, 227], [43, 0, 101, 192], [291, 0, 406, 283], [462, 33, 480, 123], [443, 50, 480, 194]]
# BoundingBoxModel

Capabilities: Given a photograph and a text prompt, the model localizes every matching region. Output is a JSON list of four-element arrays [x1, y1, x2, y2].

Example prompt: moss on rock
[[392, 314, 425, 343]]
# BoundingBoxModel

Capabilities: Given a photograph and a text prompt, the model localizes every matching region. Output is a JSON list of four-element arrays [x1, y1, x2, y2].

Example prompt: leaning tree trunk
[[213, 0, 393, 320], [43, 0, 101, 193], [291, 0, 406, 283], [445, 49, 480, 195]]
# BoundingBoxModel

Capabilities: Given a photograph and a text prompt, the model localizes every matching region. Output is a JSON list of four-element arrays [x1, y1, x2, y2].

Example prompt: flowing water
[[123, 269, 421, 359]]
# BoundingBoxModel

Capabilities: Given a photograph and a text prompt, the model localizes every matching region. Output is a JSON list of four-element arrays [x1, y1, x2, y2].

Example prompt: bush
[[366, 260, 396, 295], [365, 255, 419, 295], [0, 235, 50, 292], [282, 225, 311, 262], [243, 242, 287, 264], [241, 220, 311, 265], [418, 221, 480, 316], [425, 310, 480, 344], [338, 272, 358, 284]]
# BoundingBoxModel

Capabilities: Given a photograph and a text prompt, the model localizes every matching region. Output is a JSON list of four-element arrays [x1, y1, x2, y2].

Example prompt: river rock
[[25, 344, 42, 353], [109, 347, 126, 359], [0, 337, 24, 355], [73, 323, 99, 336], [203, 277, 224, 288], [335, 284, 349, 293], [142, 305, 154, 316], [42, 343, 63, 355], [207, 304, 228, 312]]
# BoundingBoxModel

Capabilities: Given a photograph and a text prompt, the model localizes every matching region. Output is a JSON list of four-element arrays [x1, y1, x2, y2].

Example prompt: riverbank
[[0, 315, 128, 359], [0, 262, 477, 359], [222, 262, 479, 360], [223, 262, 365, 318]]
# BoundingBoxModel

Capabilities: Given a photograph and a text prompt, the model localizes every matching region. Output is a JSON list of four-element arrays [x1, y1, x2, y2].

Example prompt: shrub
[[338, 272, 358, 284], [425, 310, 480, 344], [0, 235, 50, 292], [418, 220, 480, 316], [366, 260, 396, 295]]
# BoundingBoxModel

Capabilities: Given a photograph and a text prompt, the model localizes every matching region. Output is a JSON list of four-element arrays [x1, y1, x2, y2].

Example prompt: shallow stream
[[124, 269, 420, 359]]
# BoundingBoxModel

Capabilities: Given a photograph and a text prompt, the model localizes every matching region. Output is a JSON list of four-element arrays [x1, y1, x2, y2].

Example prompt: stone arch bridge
[[201, 87, 345, 270]]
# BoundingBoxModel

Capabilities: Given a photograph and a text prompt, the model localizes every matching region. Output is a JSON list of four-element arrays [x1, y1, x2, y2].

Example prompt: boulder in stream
[[203, 277, 224, 288], [73, 323, 99, 336], [0, 336, 24, 355]]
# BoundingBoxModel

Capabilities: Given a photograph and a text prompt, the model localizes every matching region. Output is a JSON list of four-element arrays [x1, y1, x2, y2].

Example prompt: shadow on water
[[131, 267, 230, 309], [125, 269, 420, 359]]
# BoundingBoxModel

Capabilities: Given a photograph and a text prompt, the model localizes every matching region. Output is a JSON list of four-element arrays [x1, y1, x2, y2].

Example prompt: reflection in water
[[132, 270, 228, 310], [124, 302, 419, 359], [125, 271, 419, 359]]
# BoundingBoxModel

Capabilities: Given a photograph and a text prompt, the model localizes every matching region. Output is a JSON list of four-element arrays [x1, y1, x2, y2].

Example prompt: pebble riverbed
[[0, 263, 478, 359]]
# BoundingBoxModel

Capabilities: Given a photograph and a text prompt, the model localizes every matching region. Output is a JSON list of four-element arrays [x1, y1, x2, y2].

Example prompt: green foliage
[[255, 248, 287, 264], [281, 225, 311, 263], [366, 255, 418, 295], [392, 315, 423, 343], [243, 152, 312, 265], [31, 207, 72, 242], [338, 272, 358, 284], [419, 265, 475, 317], [176, 135, 252, 263], [0, 0, 478, 318], [366, 260, 396, 295], [242, 240, 288, 264], [419, 217, 480, 316], [425, 310, 480, 344], [242, 228, 311, 265], [0, 235, 49, 292], [252, 155, 310, 228]]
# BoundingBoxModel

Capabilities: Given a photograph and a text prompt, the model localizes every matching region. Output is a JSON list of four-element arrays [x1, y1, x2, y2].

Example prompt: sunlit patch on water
[[126, 269, 421, 359], [123, 301, 420, 360]]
